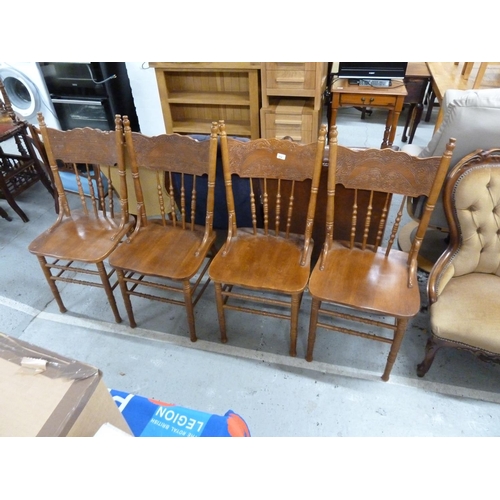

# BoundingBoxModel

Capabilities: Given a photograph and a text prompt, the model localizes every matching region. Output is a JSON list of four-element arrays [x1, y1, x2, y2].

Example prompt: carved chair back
[[323, 128, 455, 283], [37, 112, 129, 224], [219, 120, 327, 263]]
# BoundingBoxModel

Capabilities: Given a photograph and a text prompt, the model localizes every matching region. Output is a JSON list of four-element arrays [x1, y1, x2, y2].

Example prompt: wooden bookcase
[[151, 62, 261, 138], [260, 62, 328, 143]]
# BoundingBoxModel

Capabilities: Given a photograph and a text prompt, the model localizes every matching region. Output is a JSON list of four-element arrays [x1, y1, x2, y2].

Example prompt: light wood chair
[[208, 120, 327, 356], [28, 113, 133, 323], [108, 118, 219, 342], [417, 148, 500, 377], [306, 127, 455, 381], [457, 62, 494, 89]]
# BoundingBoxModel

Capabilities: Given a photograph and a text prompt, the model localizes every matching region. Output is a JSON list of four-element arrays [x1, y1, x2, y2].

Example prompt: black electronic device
[[338, 62, 408, 86]]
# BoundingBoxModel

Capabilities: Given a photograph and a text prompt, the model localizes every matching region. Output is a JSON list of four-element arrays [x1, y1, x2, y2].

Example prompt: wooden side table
[[0, 121, 54, 222], [401, 62, 431, 144], [329, 79, 407, 148]]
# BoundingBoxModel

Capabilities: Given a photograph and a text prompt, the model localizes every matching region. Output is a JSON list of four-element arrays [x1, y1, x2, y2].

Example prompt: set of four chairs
[[28, 113, 455, 381]]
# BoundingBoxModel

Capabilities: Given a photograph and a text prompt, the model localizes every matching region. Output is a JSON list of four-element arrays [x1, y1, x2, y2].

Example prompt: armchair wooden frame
[[108, 119, 219, 342], [28, 113, 133, 323], [306, 127, 455, 381], [208, 120, 327, 356]]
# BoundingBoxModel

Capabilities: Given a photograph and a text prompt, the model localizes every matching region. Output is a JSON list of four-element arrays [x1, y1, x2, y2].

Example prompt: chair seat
[[309, 242, 420, 318], [29, 210, 133, 262], [430, 273, 500, 353], [209, 229, 311, 294], [109, 221, 216, 281]]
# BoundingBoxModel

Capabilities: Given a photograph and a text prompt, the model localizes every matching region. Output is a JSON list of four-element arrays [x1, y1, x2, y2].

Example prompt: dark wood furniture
[[329, 78, 407, 148], [0, 204, 11, 221], [417, 148, 500, 377], [0, 79, 54, 222], [401, 62, 431, 144], [306, 127, 455, 381], [208, 121, 327, 356], [28, 114, 134, 323], [108, 120, 219, 342]]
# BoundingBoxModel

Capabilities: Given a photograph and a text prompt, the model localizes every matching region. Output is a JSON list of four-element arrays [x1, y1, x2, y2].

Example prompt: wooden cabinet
[[151, 63, 261, 138], [260, 62, 327, 143], [261, 99, 319, 143]]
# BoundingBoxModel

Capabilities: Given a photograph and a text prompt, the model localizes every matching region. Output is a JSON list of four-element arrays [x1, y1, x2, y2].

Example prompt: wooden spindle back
[[326, 126, 455, 258], [37, 113, 127, 221], [219, 121, 327, 242], [123, 121, 218, 231]]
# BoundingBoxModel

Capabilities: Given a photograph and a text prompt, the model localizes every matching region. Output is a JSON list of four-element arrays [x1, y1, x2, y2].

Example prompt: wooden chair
[[417, 149, 500, 377], [0, 78, 55, 222], [456, 62, 497, 89], [208, 121, 327, 356], [306, 127, 455, 381], [28, 113, 133, 323], [108, 118, 219, 342]]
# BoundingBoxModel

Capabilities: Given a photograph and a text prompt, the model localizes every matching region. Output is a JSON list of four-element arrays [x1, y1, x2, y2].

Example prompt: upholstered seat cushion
[[430, 273, 500, 353]]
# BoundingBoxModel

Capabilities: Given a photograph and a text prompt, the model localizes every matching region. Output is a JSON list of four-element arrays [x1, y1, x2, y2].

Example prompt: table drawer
[[339, 94, 397, 107]]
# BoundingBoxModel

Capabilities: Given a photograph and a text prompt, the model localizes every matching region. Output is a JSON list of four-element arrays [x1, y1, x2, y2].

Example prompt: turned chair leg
[[289, 293, 301, 357], [382, 317, 409, 382], [96, 261, 122, 323], [306, 298, 321, 362], [214, 281, 228, 343], [183, 280, 197, 343], [116, 269, 137, 328], [417, 337, 440, 377], [37, 255, 67, 313]]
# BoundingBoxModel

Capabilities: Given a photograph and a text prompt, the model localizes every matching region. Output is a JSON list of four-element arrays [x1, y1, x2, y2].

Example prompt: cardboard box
[[0, 333, 133, 437]]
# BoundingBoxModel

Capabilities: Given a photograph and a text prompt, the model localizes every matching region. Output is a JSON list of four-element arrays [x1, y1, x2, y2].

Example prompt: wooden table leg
[[434, 106, 444, 133], [328, 95, 340, 139], [381, 109, 393, 148], [461, 62, 474, 79], [402, 103, 416, 142], [0, 205, 12, 221], [408, 103, 423, 144], [389, 96, 404, 148], [473, 62, 489, 89]]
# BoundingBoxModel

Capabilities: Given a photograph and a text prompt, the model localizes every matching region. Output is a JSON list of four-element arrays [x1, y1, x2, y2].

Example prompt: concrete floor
[[2, 103, 500, 438]]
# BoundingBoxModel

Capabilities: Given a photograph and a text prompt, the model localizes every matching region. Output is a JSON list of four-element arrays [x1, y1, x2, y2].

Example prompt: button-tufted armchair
[[417, 148, 500, 377]]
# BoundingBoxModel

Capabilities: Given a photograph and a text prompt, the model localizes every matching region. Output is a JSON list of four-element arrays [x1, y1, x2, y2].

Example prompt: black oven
[[40, 62, 139, 131]]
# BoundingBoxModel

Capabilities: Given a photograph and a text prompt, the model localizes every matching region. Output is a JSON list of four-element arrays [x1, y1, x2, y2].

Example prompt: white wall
[[125, 62, 165, 136]]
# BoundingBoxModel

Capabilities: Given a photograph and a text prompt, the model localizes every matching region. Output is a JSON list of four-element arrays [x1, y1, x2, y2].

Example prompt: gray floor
[[2, 103, 500, 438]]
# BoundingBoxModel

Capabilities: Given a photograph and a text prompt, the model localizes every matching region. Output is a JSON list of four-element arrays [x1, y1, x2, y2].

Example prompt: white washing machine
[[0, 62, 61, 129]]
